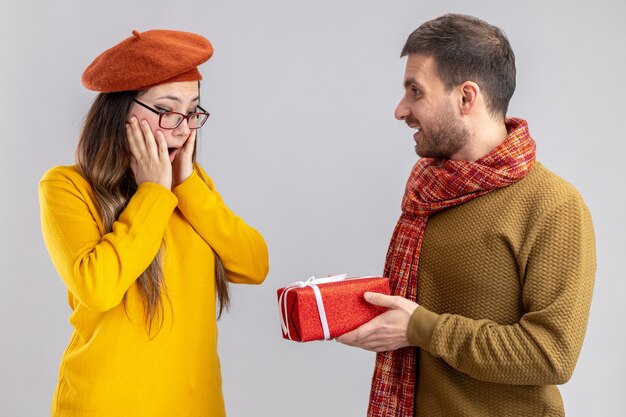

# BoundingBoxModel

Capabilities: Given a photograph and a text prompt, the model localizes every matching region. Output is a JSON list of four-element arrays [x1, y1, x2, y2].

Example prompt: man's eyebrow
[[403, 78, 424, 90], [155, 95, 200, 103]]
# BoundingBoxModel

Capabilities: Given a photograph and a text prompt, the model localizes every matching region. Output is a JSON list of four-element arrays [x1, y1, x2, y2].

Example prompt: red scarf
[[367, 118, 536, 417]]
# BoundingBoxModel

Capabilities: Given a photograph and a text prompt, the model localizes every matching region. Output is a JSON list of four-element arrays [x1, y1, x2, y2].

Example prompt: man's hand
[[336, 292, 419, 352]]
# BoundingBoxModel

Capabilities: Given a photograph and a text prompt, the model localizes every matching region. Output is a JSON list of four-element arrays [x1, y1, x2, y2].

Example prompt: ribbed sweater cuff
[[407, 306, 440, 350]]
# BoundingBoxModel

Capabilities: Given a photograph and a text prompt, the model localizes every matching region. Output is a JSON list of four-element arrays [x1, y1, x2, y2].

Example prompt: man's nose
[[394, 98, 410, 120]]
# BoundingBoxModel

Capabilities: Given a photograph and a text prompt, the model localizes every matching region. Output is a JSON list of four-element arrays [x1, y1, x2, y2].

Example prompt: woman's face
[[129, 81, 200, 162]]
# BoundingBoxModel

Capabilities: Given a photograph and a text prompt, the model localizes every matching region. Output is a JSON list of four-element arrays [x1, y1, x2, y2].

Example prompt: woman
[[39, 29, 269, 417]]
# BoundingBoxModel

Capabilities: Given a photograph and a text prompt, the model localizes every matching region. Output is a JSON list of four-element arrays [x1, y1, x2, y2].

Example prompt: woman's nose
[[174, 118, 192, 136]]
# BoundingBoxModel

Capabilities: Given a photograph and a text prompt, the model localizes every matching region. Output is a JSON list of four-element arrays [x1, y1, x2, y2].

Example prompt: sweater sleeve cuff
[[127, 182, 178, 233], [172, 170, 210, 199], [407, 306, 440, 350], [136, 181, 178, 201]]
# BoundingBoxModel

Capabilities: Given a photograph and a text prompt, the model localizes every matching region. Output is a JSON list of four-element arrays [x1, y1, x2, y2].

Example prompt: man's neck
[[452, 118, 509, 162]]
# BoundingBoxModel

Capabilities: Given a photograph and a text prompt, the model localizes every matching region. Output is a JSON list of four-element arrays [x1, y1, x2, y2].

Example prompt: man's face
[[395, 54, 469, 159]]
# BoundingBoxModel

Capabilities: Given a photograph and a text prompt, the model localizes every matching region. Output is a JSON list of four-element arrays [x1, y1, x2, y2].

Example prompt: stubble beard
[[414, 105, 470, 160]]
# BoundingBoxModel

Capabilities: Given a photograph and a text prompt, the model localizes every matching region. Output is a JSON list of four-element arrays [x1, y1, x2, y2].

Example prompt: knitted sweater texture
[[407, 162, 595, 417], [39, 165, 269, 417]]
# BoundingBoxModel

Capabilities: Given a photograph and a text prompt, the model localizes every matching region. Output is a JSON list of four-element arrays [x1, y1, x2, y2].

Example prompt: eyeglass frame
[[132, 99, 210, 129]]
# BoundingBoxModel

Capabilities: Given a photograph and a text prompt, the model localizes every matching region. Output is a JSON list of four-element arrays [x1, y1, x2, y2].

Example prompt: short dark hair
[[401, 14, 516, 117]]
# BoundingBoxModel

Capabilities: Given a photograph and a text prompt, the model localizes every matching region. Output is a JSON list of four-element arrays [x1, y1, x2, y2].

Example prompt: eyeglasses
[[132, 99, 210, 129]]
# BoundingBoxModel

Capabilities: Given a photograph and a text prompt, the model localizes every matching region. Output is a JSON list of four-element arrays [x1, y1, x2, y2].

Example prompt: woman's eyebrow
[[156, 95, 200, 102]]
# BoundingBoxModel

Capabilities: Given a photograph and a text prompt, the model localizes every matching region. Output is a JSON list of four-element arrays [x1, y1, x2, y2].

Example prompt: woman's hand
[[172, 129, 197, 188], [126, 117, 172, 190]]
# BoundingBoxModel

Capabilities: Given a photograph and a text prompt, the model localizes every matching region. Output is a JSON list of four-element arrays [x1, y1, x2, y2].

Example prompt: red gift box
[[277, 275, 390, 342]]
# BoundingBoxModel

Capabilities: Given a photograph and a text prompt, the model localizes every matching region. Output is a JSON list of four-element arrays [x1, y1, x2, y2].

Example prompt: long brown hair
[[76, 90, 230, 335]]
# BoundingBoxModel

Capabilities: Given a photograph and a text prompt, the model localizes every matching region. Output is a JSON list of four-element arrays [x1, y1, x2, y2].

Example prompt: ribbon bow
[[279, 274, 347, 341]]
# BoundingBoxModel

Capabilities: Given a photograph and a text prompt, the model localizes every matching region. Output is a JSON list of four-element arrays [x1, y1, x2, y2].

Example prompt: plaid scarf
[[367, 117, 536, 417]]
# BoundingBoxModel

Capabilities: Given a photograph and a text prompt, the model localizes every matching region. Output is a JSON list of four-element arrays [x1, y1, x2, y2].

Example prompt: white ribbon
[[278, 273, 347, 341]]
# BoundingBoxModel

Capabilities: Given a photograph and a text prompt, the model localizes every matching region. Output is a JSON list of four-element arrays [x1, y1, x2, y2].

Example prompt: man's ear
[[458, 81, 480, 115]]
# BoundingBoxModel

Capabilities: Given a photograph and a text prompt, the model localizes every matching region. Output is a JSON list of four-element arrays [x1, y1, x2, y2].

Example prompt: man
[[337, 13, 596, 417]]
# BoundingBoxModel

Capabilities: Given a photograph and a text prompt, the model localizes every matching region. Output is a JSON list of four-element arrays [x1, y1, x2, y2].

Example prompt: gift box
[[277, 274, 391, 342]]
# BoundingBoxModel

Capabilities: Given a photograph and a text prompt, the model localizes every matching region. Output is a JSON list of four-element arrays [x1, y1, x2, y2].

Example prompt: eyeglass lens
[[161, 112, 208, 129]]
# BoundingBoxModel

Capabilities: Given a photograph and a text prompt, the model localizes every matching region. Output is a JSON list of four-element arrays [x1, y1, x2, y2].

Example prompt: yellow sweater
[[39, 165, 269, 417], [407, 163, 595, 416]]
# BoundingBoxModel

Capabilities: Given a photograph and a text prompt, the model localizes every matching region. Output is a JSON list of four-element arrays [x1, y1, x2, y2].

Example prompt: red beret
[[82, 29, 213, 92]]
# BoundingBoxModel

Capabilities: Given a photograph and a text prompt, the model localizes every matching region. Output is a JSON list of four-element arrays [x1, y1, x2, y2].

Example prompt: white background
[[1, 0, 624, 416]]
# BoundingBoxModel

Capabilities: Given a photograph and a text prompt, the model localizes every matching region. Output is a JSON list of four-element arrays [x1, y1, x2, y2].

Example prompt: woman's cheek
[[127, 110, 140, 123]]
